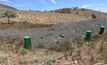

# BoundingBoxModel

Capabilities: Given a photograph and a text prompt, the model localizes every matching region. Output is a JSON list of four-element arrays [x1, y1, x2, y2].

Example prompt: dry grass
[[0, 4, 107, 65], [14, 9, 107, 25], [0, 22, 54, 29], [49, 40, 74, 52], [0, 15, 107, 65], [0, 31, 107, 65]]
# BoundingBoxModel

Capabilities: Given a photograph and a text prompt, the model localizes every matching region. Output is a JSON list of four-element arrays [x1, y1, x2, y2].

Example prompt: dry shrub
[[102, 31, 107, 42], [50, 40, 74, 52], [73, 37, 84, 48], [35, 43, 45, 49], [0, 38, 24, 54], [0, 21, 54, 29], [92, 33, 103, 41]]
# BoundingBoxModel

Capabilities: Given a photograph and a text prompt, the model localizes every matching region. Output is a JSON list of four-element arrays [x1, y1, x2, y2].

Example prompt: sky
[[0, 0, 107, 12]]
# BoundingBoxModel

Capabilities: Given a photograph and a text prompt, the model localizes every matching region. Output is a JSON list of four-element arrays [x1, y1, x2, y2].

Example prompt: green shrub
[[2, 10, 16, 23]]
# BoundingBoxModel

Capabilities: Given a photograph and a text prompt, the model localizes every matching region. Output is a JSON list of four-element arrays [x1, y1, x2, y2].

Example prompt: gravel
[[0, 19, 107, 48]]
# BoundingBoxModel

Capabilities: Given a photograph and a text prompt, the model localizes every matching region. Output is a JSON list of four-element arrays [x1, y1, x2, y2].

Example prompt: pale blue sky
[[0, 0, 107, 12]]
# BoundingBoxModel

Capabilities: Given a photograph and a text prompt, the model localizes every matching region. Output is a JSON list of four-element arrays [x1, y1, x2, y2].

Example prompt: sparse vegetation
[[54, 8, 71, 14], [73, 37, 84, 48], [73, 7, 78, 10], [20, 59, 38, 65], [2, 10, 16, 23], [0, 22, 54, 29], [0, 3, 107, 65], [51, 40, 73, 52], [43, 59, 56, 65], [0, 56, 8, 65], [91, 13, 97, 19], [81, 8, 85, 11], [0, 31, 107, 65]]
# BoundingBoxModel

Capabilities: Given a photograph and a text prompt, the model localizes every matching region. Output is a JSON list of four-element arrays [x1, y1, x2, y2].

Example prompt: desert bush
[[50, 10, 54, 13], [92, 34, 103, 41], [0, 22, 54, 29], [43, 59, 56, 65], [73, 37, 84, 48], [73, 7, 78, 10], [2, 10, 16, 23], [53, 8, 71, 14], [0, 56, 8, 65], [81, 8, 85, 11], [50, 40, 73, 52], [75, 11, 79, 15], [18, 48, 28, 56], [91, 14, 97, 19], [20, 59, 38, 65]]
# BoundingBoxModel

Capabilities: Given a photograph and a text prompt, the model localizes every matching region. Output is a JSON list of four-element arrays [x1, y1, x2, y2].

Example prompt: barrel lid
[[87, 30, 92, 33], [24, 35, 31, 39], [101, 25, 105, 28]]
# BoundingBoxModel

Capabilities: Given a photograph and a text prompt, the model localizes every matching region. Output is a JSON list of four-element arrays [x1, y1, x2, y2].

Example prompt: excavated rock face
[[0, 19, 107, 48]]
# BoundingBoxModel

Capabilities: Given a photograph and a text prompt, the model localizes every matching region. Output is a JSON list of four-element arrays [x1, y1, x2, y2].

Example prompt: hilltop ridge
[[0, 4, 16, 10]]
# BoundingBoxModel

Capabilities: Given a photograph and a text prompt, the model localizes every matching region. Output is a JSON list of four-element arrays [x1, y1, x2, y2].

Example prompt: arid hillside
[[0, 4, 16, 15], [16, 9, 107, 24], [0, 4, 107, 25], [0, 4, 107, 65]]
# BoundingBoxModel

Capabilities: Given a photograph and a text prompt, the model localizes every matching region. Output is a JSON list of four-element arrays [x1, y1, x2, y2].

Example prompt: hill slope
[[0, 4, 16, 10], [0, 4, 16, 15], [16, 8, 107, 24], [0, 4, 107, 26]]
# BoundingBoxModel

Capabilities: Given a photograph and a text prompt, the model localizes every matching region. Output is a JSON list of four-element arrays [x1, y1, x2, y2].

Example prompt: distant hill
[[17, 8, 107, 24], [0, 4, 17, 15], [0, 4, 107, 25], [0, 4, 16, 10]]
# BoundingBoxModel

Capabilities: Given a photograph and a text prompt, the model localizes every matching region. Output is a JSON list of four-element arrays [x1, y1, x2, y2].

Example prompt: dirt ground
[[0, 33, 107, 65]]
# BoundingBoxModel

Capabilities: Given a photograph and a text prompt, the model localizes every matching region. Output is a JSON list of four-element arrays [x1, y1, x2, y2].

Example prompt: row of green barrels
[[23, 25, 105, 49], [85, 25, 105, 41]]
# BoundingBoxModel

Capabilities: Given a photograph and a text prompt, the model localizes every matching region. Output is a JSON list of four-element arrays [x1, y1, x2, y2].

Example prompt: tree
[[73, 7, 78, 10], [2, 10, 16, 23]]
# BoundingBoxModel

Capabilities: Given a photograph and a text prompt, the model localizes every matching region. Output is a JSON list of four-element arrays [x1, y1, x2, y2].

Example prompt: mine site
[[0, 0, 107, 65]]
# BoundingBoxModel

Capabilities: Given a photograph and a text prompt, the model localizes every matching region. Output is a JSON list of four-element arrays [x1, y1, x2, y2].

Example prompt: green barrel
[[99, 25, 105, 34], [24, 35, 32, 49], [85, 30, 92, 41]]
